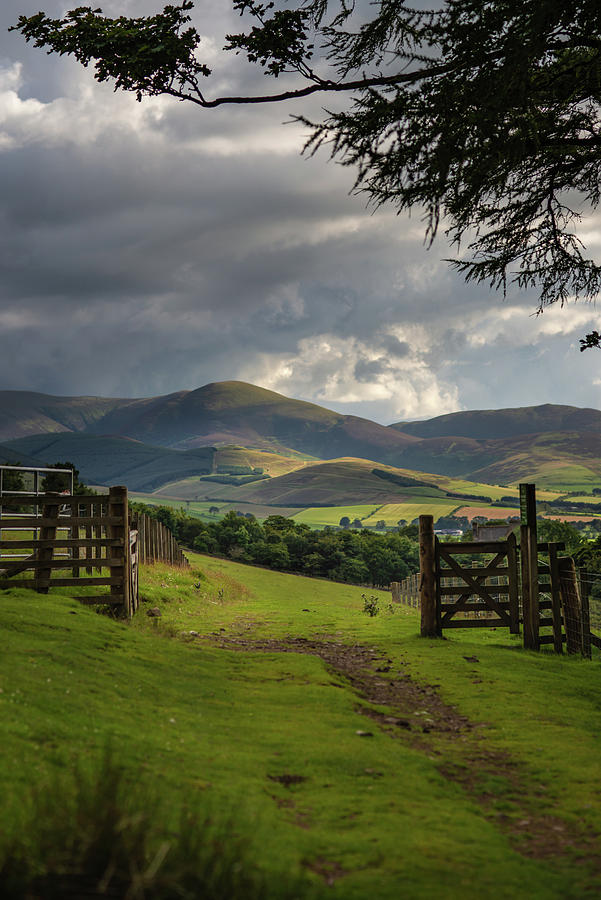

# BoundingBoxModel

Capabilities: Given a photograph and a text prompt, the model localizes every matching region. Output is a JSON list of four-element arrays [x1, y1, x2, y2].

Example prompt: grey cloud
[[353, 358, 390, 382], [378, 335, 411, 358], [1, 0, 600, 419]]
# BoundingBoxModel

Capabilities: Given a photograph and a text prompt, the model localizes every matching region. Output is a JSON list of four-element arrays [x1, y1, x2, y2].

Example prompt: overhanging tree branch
[[10, 0, 601, 344]]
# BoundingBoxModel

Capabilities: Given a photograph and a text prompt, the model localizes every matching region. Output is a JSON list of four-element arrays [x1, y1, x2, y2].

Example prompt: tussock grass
[[1, 748, 314, 900]]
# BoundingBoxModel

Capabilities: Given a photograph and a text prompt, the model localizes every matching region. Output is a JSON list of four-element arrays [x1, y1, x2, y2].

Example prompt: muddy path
[[204, 633, 601, 876]]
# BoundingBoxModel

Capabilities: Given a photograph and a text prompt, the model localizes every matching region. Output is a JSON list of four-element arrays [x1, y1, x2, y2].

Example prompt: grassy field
[[508, 462, 601, 492], [362, 500, 460, 526], [292, 505, 380, 527], [214, 446, 312, 476], [2, 557, 600, 897]]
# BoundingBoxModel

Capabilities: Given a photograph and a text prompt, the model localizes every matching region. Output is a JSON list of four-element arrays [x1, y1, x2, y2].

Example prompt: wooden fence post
[[420, 515, 439, 637], [506, 532, 520, 634], [390, 581, 400, 603], [558, 556, 582, 655], [548, 543, 563, 654], [36, 495, 60, 594], [108, 485, 130, 617], [579, 567, 592, 660], [520, 483, 539, 650]]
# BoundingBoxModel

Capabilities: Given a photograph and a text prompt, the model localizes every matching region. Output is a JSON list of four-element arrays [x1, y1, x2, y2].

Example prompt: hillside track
[[204, 633, 601, 878]]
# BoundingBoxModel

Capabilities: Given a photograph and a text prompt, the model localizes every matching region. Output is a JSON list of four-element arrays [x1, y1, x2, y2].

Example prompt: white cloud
[[241, 332, 461, 420]]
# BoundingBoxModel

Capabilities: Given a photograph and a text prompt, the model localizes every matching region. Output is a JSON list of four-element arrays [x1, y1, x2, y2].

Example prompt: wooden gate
[[436, 534, 520, 633]]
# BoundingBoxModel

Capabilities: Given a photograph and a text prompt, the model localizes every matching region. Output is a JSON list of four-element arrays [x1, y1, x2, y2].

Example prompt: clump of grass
[[0, 750, 317, 900]]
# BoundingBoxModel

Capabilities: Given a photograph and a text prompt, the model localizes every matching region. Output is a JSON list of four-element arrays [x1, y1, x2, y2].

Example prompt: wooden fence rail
[[0, 487, 189, 615], [391, 573, 420, 607], [134, 513, 189, 568]]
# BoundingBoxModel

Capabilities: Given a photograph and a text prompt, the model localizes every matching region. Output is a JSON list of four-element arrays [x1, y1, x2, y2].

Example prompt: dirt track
[[205, 633, 600, 871]]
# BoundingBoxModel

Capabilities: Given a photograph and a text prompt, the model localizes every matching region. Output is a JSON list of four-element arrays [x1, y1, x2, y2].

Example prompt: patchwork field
[[129, 493, 300, 521], [292, 505, 380, 527], [454, 505, 522, 522], [362, 500, 460, 526]]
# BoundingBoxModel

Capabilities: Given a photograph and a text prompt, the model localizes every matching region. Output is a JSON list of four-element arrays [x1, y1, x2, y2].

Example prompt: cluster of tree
[[370, 469, 430, 489], [444, 492, 492, 503], [201, 473, 269, 485], [215, 465, 264, 475], [41, 461, 92, 495], [1, 460, 90, 494], [132, 505, 419, 587], [545, 497, 601, 515]]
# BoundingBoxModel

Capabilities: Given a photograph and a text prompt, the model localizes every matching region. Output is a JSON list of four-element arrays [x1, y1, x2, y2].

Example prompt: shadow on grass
[[0, 748, 319, 899]]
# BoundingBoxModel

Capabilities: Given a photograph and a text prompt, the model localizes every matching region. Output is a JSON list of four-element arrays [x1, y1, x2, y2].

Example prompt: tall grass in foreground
[[0, 749, 317, 900]]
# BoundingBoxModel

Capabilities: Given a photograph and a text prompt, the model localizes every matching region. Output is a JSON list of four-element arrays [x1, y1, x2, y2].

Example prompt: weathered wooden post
[[390, 581, 400, 603], [506, 531, 520, 634], [36, 495, 60, 594], [558, 556, 582, 655], [519, 483, 539, 650], [420, 514, 440, 637], [108, 485, 131, 617], [548, 543, 564, 654], [579, 567, 592, 660]]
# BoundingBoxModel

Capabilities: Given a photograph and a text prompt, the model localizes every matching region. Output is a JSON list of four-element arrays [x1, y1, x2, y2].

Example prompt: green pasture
[[362, 500, 459, 526], [1, 556, 600, 897], [515, 464, 601, 492], [130, 493, 217, 519], [292, 505, 379, 527]]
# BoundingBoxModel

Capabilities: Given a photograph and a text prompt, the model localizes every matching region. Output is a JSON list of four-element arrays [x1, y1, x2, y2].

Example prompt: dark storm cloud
[[1, 0, 600, 418]]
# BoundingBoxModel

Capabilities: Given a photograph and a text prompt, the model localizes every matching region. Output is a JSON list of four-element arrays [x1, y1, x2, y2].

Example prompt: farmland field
[[454, 505, 522, 522], [292, 505, 380, 527], [362, 500, 460, 526], [214, 446, 312, 476]]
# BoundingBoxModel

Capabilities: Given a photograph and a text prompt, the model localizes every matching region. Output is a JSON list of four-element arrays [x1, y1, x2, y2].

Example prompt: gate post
[[419, 514, 440, 637], [520, 483, 539, 650], [108, 485, 131, 617], [506, 532, 520, 634]]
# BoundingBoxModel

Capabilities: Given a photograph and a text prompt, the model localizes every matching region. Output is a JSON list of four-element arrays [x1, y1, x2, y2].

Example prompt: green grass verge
[[1, 558, 600, 898]]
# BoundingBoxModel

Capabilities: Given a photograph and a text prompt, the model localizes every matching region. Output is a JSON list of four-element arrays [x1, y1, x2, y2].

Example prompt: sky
[[1, 0, 601, 424]]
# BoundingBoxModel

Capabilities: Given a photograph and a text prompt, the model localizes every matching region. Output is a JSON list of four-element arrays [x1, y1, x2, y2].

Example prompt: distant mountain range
[[390, 404, 601, 439], [0, 382, 599, 492]]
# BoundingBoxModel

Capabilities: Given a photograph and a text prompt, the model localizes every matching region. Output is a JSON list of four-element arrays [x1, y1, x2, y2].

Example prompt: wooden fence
[[391, 574, 420, 607], [0, 487, 189, 616], [134, 513, 189, 567], [414, 510, 600, 657]]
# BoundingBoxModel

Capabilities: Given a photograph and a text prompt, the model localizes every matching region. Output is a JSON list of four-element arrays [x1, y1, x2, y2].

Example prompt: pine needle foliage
[[11, 1, 601, 329]]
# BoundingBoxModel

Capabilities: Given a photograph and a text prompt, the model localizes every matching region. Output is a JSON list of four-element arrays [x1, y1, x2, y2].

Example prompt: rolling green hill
[[86, 381, 420, 460], [0, 382, 418, 466], [2, 385, 600, 494], [0, 442, 45, 468], [0, 390, 128, 442], [390, 403, 601, 440], [3, 434, 214, 491]]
